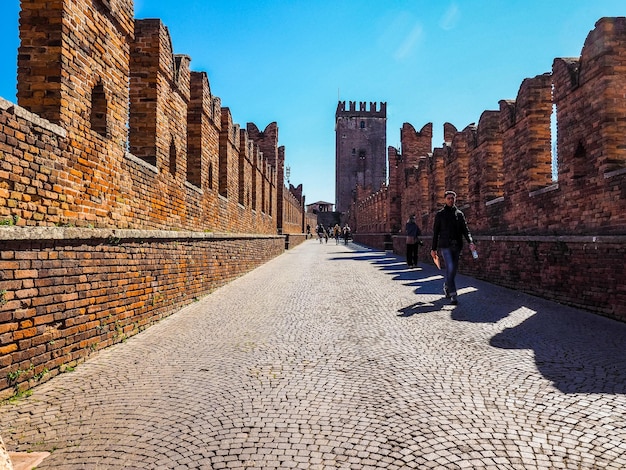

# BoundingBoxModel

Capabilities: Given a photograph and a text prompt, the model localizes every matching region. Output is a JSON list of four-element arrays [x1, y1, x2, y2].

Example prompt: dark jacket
[[431, 205, 473, 251], [405, 219, 421, 240]]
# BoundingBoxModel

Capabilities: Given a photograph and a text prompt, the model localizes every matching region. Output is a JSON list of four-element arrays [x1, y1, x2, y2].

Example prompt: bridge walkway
[[2, 239, 626, 469]]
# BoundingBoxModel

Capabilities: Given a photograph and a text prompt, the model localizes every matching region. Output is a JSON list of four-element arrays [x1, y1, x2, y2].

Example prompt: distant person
[[306, 224, 311, 239], [431, 190, 475, 305], [342, 224, 351, 244], [316, 224, 324, 243], [333, 224, 341, 244], [405, 214, 421, 268]]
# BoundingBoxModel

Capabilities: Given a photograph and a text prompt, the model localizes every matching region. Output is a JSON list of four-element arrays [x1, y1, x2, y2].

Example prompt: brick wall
[[0, 227, 284, 399], [3, 0, 297, 234], [282, 189, 304, 235], [352, 17, 626, 321], [0, 0, 309, 398]]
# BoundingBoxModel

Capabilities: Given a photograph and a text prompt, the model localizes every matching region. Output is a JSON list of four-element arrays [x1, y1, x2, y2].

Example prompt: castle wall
[[387, 146, 403, 234], [247, 123, 282, 232], [281, 183, 306, 237], [7, 0, 288, 235], [468, 110, 503, 231], [353, 17, 626, 320], [0, 0, 306, 397]]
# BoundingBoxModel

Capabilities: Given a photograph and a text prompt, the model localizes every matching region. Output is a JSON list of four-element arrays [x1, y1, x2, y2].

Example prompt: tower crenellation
[[336, 100, 386, 118]]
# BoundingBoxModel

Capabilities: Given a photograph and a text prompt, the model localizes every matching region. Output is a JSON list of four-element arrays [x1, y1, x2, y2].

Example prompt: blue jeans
[[441, 246, 461, 296]]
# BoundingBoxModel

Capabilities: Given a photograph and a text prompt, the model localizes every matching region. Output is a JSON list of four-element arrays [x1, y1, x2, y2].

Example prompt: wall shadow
[[334, 245, 626, 394]]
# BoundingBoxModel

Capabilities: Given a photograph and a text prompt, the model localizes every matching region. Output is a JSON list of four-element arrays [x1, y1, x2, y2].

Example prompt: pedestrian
[[405, 215, 421, 268], [306, 224, 311, 239], [316, 224, 324, 243], [342, 224, 351, 244], [333, 224, 341, 244], [430, 190, 476, 305]]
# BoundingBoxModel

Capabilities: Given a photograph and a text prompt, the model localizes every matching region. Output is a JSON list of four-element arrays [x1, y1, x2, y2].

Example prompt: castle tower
[[335, 101, 387, 213]]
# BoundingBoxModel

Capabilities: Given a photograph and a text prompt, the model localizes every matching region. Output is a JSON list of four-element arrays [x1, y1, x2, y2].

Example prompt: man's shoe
[[443, 285, 450, 298], [450, 296, 458, 305]]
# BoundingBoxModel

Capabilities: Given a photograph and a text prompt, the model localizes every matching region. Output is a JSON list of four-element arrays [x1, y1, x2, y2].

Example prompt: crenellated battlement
[[1, 0, 311, 234], [336, 100, 387, 118], [0, 0, 313, 400]]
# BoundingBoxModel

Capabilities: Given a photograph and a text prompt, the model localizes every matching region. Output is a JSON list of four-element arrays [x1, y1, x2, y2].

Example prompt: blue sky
[[1, 1, 624, 205]]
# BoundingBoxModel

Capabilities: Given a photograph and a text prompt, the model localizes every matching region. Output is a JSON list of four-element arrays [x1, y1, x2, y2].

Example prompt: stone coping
[[0, 97, 66, 138], [388, 233, 626, 244], [0, 226, 284, 242]]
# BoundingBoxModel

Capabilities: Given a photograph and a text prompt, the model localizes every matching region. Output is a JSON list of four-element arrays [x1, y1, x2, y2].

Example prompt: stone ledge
[[0, 96, 66, 138], [392, 233, 626, 244], [0, 226, 285, 242], [476, 234, 626, 243]]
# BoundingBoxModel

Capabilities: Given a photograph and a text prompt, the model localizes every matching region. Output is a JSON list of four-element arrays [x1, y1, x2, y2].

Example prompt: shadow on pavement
[[489, 307, 626, 394], [397, 297, 453, 317], [336, 245, 626, 395]]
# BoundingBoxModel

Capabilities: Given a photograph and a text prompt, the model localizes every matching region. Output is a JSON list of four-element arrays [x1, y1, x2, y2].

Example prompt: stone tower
[[335, 101, 387, 213]]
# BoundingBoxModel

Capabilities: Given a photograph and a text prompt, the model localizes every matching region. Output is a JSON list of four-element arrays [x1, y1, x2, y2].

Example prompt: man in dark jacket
[[405, 215, 421, 268], [430, 190, 475, 305]]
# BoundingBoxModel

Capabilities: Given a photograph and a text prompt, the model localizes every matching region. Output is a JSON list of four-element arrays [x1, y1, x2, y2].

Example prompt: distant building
[[306, 201, 335, 214], [335, 101, 387, 213]]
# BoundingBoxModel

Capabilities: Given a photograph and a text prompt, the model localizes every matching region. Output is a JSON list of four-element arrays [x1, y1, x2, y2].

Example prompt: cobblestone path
[[2, 240, 625, 469]]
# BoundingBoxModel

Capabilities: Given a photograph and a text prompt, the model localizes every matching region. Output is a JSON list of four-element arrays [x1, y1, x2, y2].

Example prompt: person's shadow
[[394, 260, 626, 394], [336, 246, 626, 394], [490, 304, 626, 394], [397, 296, 455, 317]]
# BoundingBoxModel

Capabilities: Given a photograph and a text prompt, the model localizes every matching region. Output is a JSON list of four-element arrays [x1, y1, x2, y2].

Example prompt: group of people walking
[[407, 190, 476, 306], [316, 223, 351, 244]]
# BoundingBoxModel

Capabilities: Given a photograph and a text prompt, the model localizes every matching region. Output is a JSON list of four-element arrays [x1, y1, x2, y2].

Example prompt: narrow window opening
[[573, 141, 587, 179], [169, 139, 177, 175], [91, 81, 108, 138], [550, 99, 558, 181]]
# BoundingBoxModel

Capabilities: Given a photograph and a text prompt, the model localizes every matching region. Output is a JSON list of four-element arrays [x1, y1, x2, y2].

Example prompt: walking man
[[430, 190, 476, 305], [405, 214, 421, 268]]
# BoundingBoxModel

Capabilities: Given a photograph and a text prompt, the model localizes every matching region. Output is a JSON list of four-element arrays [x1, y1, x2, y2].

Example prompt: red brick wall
[[282, 188, 304, 235], [0, 228, 284, 399], [0, 0, 309, 398], [354, 17, 626, 321], [6, 0, 294, 235]]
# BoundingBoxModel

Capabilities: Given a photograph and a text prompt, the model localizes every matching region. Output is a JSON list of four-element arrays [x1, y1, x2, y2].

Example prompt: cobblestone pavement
[[2, 240, 626, 469]]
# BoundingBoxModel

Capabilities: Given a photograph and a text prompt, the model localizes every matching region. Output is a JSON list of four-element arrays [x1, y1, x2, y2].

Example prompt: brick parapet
[[0, 228, 285, 398], [390, 233, 626, 320], [6, 0, 294, 237], [0, 0, 307, 402], [282, 187, 304, 235]]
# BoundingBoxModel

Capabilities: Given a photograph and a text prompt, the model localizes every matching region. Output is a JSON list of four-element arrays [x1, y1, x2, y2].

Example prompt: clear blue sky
[[1, 1, 624, 205]]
